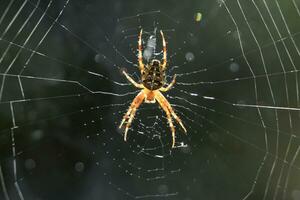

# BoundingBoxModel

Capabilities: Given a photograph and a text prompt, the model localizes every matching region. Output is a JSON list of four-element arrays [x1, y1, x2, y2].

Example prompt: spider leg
[[159, 74, 176, 92], [160, 30, 167, 70], [122, 71, 144, 89], [123, 108, 137, 140], [164, 109, 176, 148], [138, 29, 144, 71], [119, 91, 145, 141], [170, 109, 187, 133], [156, 91, 186, 148], [156, 93, 176, 147], [158, 91, 187, 133], [158, 92, 186, 132]]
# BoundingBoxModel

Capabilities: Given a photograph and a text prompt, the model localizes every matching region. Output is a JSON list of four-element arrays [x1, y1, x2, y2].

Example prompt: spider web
[[0, 0, 300, 199]]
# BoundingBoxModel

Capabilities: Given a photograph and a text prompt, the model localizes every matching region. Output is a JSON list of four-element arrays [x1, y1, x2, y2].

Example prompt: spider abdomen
[[142, 63, 165, 90]]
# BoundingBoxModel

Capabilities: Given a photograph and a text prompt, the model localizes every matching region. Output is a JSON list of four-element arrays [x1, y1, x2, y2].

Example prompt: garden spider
[[119, 29, 187, 148]]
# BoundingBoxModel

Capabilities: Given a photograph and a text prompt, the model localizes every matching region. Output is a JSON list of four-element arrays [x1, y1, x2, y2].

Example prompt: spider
[[119, 29, 187, 148]]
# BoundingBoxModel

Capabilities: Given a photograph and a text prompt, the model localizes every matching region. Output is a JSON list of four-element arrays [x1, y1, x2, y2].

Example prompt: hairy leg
[[160, 30, 167, 69], [122, 71, 143, 89], [119, 91, 144, 141], [138, 29, 144, 71], [156, 92, 176, 147], [156, 90, 187, 134]]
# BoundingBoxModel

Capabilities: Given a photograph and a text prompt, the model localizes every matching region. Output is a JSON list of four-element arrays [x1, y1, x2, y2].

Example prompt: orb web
[[0, 0, 300, 200]]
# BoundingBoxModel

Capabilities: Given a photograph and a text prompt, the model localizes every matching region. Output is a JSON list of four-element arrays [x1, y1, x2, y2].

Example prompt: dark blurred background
[[0, 0, 300, 199]]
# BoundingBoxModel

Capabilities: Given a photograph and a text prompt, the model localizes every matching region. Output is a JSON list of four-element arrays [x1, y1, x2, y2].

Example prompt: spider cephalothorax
[[119, 29, 187, 148]]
